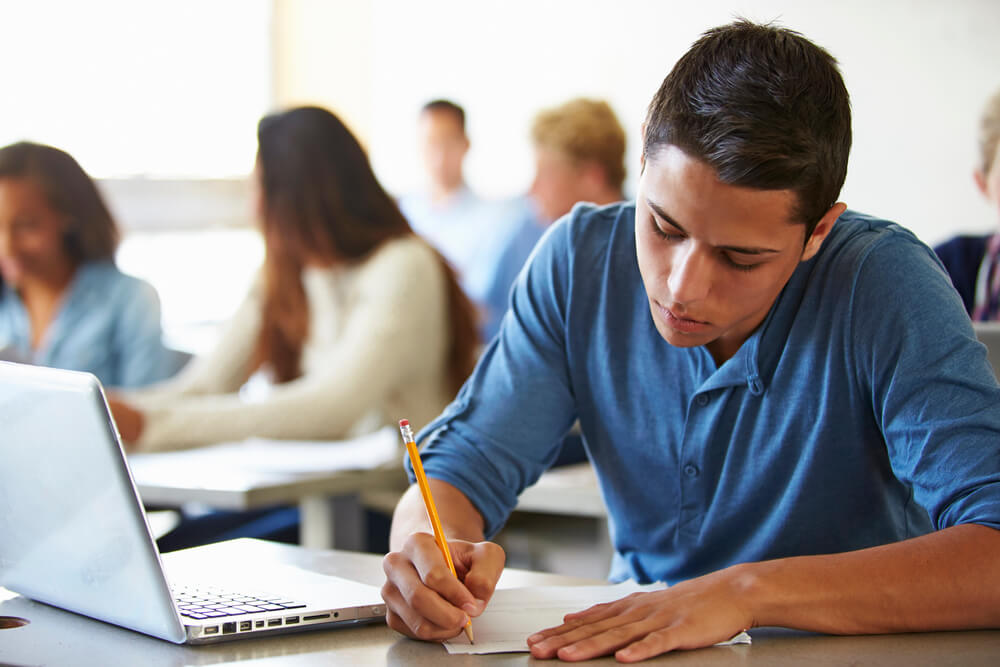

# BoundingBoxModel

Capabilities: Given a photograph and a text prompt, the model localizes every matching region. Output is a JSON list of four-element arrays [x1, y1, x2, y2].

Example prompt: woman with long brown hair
[[110, 106, 479, 451]]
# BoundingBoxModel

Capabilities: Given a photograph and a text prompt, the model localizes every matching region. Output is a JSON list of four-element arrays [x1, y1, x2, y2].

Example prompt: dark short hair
[[0, 141, 119, 263], [644, 20, 852, 234], [421, 99, 466, 133]]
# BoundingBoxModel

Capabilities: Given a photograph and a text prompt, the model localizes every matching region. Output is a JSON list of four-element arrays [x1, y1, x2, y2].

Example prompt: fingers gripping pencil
[[399, 419, 475, 643]]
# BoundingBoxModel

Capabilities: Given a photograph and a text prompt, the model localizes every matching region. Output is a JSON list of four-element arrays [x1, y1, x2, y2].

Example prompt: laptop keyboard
[[173, 583, 307, 620]]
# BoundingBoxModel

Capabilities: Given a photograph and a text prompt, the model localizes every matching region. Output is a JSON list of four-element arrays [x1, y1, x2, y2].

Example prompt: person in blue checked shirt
[[381, 20, 1000, 662]]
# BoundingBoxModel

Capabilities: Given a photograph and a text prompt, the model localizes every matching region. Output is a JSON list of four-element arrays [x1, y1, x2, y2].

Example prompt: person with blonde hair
[[0, 141, 177, 388], [935, 88, 1000, 318], [529, 97, 627, 224], [480, 98, 627, 341]]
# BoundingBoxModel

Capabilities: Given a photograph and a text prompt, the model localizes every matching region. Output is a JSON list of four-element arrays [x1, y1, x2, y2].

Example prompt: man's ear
[[975, 169, 988, 198], [801, 202, 847, 262]]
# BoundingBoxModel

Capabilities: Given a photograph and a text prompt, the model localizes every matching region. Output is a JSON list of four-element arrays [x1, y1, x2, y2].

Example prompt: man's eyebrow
[[645, 198, 782, 256]]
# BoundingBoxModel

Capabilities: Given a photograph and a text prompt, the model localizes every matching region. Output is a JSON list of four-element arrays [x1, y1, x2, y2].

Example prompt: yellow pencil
[[398, 419, 474, 644]]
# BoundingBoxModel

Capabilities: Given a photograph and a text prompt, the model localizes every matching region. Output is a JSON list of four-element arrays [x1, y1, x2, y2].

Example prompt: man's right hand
[[381, 531, 505, 641]]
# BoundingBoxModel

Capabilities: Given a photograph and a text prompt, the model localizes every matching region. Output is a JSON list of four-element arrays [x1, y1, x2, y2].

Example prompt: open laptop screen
[[0, 361, 186, 642]]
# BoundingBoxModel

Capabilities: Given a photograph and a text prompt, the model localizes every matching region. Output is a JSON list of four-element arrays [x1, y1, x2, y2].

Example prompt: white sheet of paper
[[444, 581, 751, 655], [128, 426, 400, 484]]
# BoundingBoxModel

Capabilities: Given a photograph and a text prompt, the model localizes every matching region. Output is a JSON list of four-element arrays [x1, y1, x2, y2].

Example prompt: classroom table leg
[[299, 494, 365, 551]]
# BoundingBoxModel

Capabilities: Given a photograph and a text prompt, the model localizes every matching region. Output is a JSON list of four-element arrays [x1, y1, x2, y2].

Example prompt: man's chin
[[654, 322, 715, 349]]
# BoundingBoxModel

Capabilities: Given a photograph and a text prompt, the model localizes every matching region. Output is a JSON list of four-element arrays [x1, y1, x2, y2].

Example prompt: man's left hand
[[526, 565, 754, 663]]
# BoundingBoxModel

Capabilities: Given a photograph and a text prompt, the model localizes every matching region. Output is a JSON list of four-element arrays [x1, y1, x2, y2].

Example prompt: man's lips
[[654, 300, 711, 333]]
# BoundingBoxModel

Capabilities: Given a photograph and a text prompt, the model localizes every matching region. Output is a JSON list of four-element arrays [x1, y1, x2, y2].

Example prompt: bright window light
[[1, 0, 271, 178]]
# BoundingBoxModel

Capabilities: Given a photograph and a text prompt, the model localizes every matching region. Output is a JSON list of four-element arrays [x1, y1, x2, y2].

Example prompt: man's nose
[[666, 243, 711, 304]]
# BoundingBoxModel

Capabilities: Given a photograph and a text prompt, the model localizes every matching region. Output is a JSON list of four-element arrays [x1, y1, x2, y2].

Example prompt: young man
[[382, 21, 1000, 663], [398, 100, 496, 298]]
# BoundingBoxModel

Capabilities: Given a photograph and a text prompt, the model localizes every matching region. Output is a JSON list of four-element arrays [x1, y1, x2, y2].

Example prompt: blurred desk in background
[[129, 428, 407, 550], [361, 461, 613, 579], [515, 462, 605, 517]]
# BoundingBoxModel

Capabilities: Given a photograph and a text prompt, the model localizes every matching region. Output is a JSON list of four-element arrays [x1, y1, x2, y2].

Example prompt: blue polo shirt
[[413, 202, 1000, 585]]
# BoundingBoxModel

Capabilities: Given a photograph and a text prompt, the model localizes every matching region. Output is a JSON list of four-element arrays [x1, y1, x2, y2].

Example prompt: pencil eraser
[[399, 419, 409, 427]]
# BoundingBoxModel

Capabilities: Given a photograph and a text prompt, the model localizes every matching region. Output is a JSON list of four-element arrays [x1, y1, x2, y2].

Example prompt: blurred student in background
[[398, 100, 500, 307], [0, 141, 178, 388], [109, 106, 478, 453], [479, 99, 627, 341], [935, 88, 1000, 318]]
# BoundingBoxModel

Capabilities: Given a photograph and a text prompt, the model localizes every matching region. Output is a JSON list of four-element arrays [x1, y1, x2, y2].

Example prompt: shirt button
[[683, 464, 699, 478], [696, 394, 709, 407]]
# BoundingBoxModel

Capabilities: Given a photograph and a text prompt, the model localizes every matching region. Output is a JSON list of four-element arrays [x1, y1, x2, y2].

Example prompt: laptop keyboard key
[[172, 585, 307, 622], [216, 607, 249, 616]]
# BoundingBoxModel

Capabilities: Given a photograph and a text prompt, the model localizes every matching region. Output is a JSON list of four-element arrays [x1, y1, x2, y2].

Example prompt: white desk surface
[[128, 434, 407, 511], [130, 458, 604, 517], [2, 539, 999, 666], [129, 449, 604, 551], [132, 463, 405, 511]]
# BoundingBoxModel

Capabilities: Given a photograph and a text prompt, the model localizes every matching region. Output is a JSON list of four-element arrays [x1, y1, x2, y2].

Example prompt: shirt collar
[[697, 324, 766, 396], [696, 253, 820, 397]]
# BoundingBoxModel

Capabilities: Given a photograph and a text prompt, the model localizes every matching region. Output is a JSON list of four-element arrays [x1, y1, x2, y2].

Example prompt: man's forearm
[[389, 478, 487, 551], [742, 523, 1000, 634]]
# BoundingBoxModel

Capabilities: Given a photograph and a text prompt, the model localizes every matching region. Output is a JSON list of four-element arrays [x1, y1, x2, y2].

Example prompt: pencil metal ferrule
[[399, 420, 415, 444]]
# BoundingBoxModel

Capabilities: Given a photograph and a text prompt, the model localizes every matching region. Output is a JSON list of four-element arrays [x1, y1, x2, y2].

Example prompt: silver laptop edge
[[0, 361, 384, 645]]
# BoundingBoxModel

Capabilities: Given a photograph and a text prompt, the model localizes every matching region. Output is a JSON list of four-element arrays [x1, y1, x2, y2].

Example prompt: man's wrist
[[723, 559, 781, 630]]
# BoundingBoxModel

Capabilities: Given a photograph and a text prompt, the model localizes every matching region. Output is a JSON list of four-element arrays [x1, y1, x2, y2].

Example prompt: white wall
[[271, 0, 375, 147], [360, 0, 1000, 246]]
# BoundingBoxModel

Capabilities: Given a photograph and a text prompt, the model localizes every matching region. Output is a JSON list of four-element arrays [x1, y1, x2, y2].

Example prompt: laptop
[[973, 322, 1000, 380], [0, 361, 386, 644]]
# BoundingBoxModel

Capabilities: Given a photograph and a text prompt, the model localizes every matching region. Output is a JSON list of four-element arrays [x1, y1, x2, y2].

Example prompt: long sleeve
[[853, 233, 1000, 531], [134, 238, 451, 452], [126, 274, 265, 406]]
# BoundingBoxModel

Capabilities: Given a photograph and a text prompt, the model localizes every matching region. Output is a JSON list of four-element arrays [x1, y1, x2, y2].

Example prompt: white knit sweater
[[129, 236, 454, 452]]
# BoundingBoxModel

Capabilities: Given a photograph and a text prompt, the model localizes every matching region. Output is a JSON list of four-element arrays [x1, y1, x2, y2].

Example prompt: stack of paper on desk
[[445, 581, 751, 655], [128, 426, 400, 484]]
